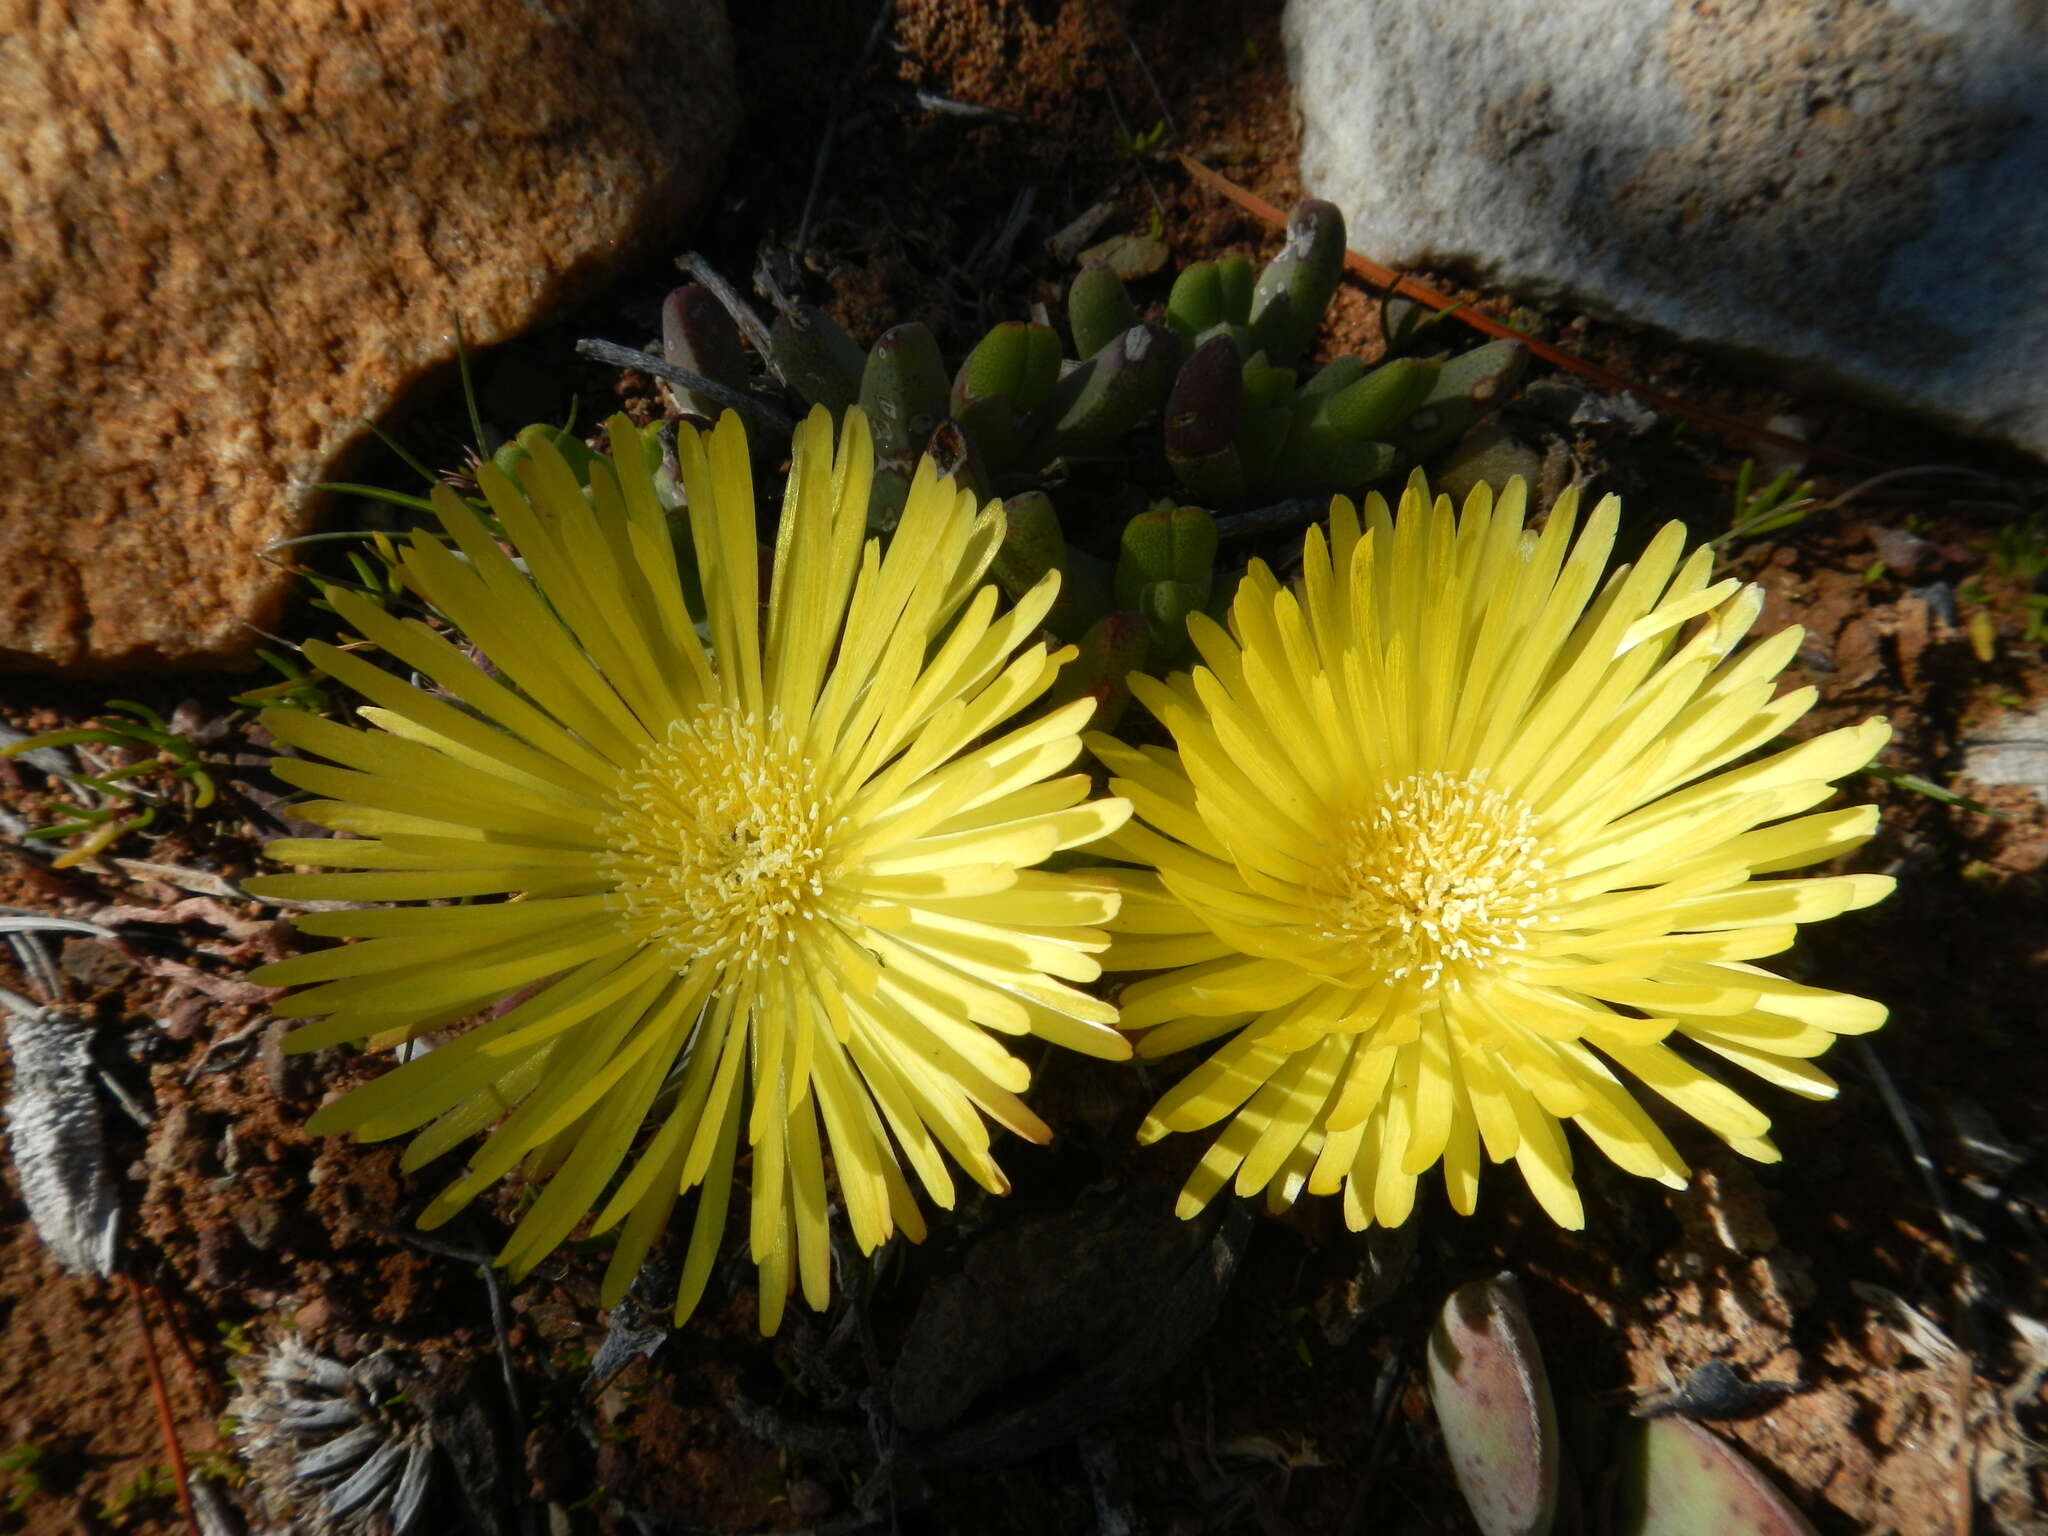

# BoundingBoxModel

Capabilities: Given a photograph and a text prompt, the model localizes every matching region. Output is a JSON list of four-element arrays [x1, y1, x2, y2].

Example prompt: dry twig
[[124, 1273, 200, 1536]]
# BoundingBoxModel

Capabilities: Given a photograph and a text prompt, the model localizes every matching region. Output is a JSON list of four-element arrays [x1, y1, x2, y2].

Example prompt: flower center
[[599, 706, 837, 971], [1316, 770, 1555, 989]]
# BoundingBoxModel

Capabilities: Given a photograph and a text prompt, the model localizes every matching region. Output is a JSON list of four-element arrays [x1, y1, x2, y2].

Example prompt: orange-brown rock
[[0, 0, 740, 672]]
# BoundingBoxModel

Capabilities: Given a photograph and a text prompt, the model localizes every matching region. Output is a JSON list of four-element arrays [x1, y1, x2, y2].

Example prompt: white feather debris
[[3, 997, 121, 1277]]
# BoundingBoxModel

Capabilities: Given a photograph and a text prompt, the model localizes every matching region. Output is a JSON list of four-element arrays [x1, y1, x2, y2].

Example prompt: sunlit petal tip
[[1728, 1133, 1782, 1164], [1100, 469, 1892, 1237]]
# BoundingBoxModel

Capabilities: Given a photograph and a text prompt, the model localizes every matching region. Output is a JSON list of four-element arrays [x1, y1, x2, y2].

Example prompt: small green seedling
[[1715, 459, 1819, 549], [2, 1444, 49, 1515], [4, 701, 218, 868], [97, 1464, 178, 1526]]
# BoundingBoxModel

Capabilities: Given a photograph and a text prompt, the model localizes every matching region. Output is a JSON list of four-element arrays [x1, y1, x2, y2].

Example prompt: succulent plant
[[1115, 501, 1217, 662], [746, 195, 1533, 703], [1390, 338, 1530, 460], [952, 320, 1063, 472], [988, 489, 1111, 639], [1045, 610, 1152, 731], [982, 486, 1223, 727], [1068, 261, 1141, 359], [859, 322, 953, 531], [1379, 289, 1465, 357], [1036, 320, 1183, 462], [767, 197, 1525, 529], [1165, 198, 1344, 368]]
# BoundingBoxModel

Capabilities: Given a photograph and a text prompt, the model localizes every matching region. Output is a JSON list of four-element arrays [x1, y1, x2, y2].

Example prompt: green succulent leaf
[[859, 323, 951, 462], [769, 305, 866, 417], [1397, 340, 1529, 460], [1069, 265, 1142, 360], [1214, 253, 1255, 326], [1248, 199, 1346, 367], [1320, 356, 1440, 442], [1167, 261, 1223, 340], [991, 490, 1069, 602], [1117, 504, 1217, 611], [1042, 323, 1181, 458], [953, 321, 1063, 468]]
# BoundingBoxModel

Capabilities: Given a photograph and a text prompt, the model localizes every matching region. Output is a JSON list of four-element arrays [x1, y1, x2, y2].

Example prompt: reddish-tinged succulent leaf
[[991, 491, 1068, 603], [1165, 335, 1246, 502], [1426, 1274, 1559, 1536], [1616, 1417, 1819, 1536], [660, 284, 750, 419], [1047, 612, 1150, 728]]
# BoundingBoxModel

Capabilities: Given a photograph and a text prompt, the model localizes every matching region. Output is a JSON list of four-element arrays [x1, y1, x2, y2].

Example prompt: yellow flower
[[250, 408, 1131, 1331], [1089, 473, 1891, 1232]]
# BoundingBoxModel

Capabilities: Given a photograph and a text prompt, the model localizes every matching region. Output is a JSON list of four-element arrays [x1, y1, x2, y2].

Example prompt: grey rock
[[1960, 699, 2048, 798], [1285, 0, 2048, 458]]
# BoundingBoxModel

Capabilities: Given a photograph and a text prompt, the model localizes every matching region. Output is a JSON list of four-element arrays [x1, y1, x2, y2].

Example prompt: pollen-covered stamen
[[1317, 770, 1556, 989], [600, 705, 840, 970]]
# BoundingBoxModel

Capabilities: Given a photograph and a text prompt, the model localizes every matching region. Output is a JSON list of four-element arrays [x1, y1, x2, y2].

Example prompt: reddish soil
[[4, 2, 2047, 1534]]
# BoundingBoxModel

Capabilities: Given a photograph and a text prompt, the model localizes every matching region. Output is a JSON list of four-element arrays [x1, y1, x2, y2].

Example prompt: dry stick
[[574, 339, 795, 439], [911, 89, 1020, 123], [1175, 153, 1889, 474], [676, 252, 778, 370], [394, 1230, 525, 1425], [1212, 497, 1325, 543], [123, 1273, 199, 1536], [149, 1286, 212, 1402]]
